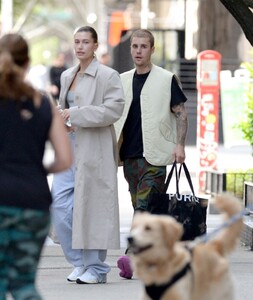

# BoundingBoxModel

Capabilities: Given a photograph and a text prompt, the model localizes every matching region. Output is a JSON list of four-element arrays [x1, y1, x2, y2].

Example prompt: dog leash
[[187, 205, 253, 248]]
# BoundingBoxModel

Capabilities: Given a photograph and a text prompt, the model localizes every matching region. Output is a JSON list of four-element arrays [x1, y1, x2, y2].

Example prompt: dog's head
[[127, 212, 183, 261]]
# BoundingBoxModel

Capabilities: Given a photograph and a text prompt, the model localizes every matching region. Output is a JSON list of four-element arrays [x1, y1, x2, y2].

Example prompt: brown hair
[[0, 33, 37, 102], [74, 26, 98, 43], [130, 29, 155, 48]]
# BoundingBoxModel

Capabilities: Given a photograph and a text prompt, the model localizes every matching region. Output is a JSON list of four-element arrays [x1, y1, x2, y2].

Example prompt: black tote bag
[[147, 162, 208, 241]]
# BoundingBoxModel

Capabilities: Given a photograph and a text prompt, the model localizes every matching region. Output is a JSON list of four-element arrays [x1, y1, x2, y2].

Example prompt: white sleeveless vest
[[114, 64, 177, 166]]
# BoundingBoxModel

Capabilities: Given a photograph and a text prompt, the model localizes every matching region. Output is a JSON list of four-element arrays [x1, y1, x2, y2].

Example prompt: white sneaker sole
[[76, 277, 107, 284]]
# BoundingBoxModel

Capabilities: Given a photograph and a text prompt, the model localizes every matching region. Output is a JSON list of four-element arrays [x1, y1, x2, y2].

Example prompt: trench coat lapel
[[61, 65, 79, 108], [76, 59, 99, 106]]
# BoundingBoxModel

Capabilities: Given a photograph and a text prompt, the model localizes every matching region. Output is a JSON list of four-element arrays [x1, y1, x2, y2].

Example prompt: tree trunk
[[197, 0, 242, 60], [219, 0, 253, 46]]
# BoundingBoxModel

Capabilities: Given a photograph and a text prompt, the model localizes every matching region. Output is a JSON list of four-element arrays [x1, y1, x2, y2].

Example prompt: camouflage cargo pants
[[0, 206, 50, 300], [123, 158, 166, 211]]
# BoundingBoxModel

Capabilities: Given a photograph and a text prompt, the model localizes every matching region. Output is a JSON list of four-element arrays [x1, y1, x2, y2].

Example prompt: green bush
[[237, 59, 253, 150], [226, 169, 253, 199]]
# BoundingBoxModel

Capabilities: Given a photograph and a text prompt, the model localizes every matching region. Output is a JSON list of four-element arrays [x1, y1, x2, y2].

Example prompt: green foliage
[[0, 1, 61, 67], [30, 36, 59, 66], [226, 169, 253, 199], [11, 0, 55, 18], [12, 1, 27, 19], [237, 57, 253, 150]]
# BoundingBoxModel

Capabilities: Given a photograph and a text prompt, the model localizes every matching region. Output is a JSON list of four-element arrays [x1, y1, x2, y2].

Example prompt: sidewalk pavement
[[37, 215, 253, 300], [36, 144, 253, 300]]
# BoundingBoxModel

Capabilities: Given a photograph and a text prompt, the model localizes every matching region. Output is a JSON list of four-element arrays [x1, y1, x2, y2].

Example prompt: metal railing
[[206, 171, 253, 249], [205, 171, 253, 200], [205, 171, 226, 195]]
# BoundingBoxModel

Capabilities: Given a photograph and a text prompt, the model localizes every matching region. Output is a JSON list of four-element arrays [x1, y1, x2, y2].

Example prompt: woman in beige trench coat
[[51, 26, 125, 284]]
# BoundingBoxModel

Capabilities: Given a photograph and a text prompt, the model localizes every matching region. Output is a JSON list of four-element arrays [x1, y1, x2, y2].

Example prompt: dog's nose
[[127, 236, 134, 245]]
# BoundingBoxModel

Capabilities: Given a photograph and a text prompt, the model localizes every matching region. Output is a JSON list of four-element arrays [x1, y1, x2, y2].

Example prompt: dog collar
[[145, 262, 191, 300]]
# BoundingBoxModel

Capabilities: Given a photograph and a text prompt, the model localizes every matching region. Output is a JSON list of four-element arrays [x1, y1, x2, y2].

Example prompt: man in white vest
[[114, 29, 188, 279]]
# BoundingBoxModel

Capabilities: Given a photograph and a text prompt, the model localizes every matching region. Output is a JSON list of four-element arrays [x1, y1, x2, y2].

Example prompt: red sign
[[196, 50, 221, 191]]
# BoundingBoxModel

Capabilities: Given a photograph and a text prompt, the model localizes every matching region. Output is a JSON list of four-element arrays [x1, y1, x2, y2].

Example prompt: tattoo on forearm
[[172, 103, 188, 146]]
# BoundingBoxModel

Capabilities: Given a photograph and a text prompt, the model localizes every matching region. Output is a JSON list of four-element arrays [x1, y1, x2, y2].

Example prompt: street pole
[[141, 0, 149, 29], [97, 0, 108, 53], [1, 0, 13, 35]]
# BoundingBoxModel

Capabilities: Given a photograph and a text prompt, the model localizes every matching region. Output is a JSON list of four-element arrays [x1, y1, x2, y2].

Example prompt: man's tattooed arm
[[171, 102, 188, 146]]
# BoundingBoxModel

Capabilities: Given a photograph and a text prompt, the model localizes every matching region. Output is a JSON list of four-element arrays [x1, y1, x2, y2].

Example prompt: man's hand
[[173, 144, 186, 163]]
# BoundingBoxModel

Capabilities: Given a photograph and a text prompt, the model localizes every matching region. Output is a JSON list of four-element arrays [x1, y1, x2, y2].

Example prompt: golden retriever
[[128, 194, 243, 300]]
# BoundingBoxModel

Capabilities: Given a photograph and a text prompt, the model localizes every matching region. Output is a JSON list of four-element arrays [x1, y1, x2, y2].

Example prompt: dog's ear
[[160, 217, 183, 248]]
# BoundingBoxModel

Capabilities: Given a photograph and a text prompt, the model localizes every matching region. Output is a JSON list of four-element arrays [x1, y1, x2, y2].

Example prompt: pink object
[[117, 255, 133, 279]]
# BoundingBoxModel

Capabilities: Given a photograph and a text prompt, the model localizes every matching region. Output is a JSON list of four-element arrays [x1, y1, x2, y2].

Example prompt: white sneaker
[[76, 271, 107, 284], [67, 266, 85, 282]]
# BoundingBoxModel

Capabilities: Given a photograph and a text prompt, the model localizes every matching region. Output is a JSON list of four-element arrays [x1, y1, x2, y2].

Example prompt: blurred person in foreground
[[114, 29, 188, 279], [0, 33, 72, 299], [51, 26, 125, 284]]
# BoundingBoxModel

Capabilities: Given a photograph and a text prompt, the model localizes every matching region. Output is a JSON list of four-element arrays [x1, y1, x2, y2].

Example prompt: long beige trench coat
[[59, 58, 125, 249]]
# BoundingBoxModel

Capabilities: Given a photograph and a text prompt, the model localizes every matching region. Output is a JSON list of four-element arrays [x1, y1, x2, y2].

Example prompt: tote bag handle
[[178, 163, 196, 196], [164, 161, 179, 193], [164, 162, 195, 196]]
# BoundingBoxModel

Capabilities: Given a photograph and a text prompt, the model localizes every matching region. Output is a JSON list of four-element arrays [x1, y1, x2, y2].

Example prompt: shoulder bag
[[147, 161, 208, 241]]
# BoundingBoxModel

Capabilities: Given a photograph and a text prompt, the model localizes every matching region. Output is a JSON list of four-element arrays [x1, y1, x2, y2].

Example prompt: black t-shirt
[[120, 72, 187, 161], [0, 96, 52, 211], [49, 65, 67, 98]]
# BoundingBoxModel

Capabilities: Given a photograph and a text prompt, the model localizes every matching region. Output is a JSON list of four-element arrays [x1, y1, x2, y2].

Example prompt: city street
[[36, 144, 253, 300]]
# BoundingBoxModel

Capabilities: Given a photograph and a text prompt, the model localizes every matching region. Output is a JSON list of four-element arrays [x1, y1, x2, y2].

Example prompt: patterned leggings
[[0, 206, 50, 300], [123, 158, 166, 211]]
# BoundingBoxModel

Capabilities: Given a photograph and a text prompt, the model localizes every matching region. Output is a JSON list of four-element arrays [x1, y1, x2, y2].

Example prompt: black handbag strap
[[178, 163, 196, 196], [164, 161, 179, 193], [164, 162, 195, 195]]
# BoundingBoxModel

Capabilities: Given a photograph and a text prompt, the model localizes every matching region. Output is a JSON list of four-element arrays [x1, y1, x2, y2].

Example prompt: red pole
[[196, 50, 222, 192]]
